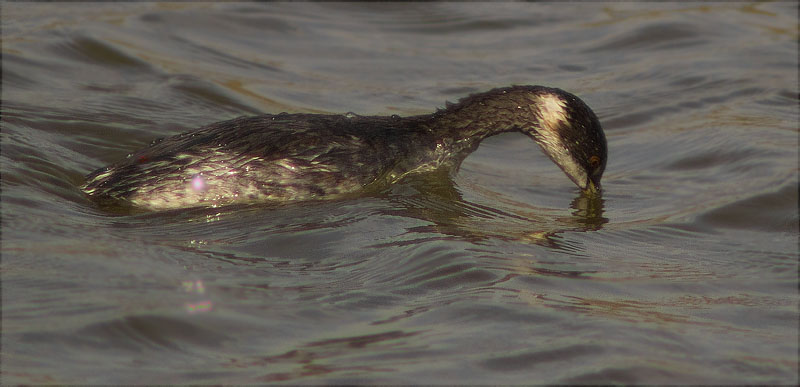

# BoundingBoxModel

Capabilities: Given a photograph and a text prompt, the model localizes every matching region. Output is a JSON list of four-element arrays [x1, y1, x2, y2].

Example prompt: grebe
[[82, 86, 607, 210]]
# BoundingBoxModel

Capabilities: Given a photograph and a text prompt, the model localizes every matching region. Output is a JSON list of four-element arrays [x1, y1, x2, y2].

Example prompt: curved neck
[[420, 89, 545, 166]]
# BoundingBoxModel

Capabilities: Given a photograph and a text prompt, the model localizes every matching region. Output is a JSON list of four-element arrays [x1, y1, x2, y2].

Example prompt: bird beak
[[583, 178, 601, 195]]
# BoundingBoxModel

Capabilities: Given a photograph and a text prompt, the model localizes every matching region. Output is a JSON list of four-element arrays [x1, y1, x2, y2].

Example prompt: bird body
[[83, 86, 607, 210]]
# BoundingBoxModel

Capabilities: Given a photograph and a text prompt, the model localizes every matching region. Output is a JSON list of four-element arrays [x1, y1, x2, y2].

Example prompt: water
[[2, 2, 797, 384]]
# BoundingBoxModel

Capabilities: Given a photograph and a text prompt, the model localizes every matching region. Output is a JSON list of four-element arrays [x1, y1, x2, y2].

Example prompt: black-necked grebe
[[82, 86, 607, 210]]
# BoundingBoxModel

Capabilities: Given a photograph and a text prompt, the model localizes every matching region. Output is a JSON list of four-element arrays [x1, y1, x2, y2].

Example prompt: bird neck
[[420, 90, 542, 167]]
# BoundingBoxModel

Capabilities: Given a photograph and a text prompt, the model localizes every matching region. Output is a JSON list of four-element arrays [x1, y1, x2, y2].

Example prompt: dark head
[[507, 86, 607, 194]]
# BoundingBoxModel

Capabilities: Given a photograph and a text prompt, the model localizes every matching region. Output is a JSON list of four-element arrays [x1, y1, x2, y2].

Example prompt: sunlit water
[[2, 2, 798, 384]]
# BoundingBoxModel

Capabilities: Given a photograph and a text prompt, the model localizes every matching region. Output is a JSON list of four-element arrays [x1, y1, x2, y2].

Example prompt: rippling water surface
[[2, 2, 798, 384]]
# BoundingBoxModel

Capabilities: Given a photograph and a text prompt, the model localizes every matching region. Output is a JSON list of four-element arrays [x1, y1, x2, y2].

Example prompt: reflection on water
[[224, 330, 423, 382], [2, 1, 797, 385], [379, 170, 607, 247], [570, 194, 606, 227]]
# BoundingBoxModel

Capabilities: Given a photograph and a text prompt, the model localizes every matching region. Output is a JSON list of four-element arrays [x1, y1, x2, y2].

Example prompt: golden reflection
[[569, 193, 607, 229], [383, 172, 608, 247], [496, 290, 794, 339], [222, 330, 421, 381], [588, 2, 796, 41], [221, 79, 328, 114]]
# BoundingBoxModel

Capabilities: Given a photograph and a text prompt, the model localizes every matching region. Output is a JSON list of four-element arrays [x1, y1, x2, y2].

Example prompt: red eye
[[589, 155, 600, 168]]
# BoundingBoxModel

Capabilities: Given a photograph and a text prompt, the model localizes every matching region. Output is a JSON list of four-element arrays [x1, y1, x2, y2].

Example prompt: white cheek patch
[[536, 93, 569, 126], [531, 94, 589, 189]]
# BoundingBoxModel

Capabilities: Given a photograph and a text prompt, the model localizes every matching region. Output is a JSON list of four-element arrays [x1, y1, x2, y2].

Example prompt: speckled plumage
[[82, 86, 607, 210]]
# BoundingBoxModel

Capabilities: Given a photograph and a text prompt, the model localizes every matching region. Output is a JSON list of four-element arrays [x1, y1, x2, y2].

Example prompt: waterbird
[[82, 86, 607, 211]]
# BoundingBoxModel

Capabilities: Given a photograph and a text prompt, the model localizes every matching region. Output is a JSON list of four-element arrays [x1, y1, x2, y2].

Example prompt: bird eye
[[589, 155, 601, 168]]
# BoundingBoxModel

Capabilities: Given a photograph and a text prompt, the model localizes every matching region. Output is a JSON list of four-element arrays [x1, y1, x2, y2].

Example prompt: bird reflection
[[378, 171, 607, 248]]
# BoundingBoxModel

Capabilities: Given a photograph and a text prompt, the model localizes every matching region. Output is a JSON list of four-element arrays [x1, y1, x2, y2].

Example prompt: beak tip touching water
[[583, 179, 602, 196]]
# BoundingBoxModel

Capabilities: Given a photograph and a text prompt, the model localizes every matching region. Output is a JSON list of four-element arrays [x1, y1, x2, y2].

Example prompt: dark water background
[[2, 2, 798, 384]]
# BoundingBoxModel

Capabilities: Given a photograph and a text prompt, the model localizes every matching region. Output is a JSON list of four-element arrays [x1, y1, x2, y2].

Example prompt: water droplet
[[344, 112, 357, 119]]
